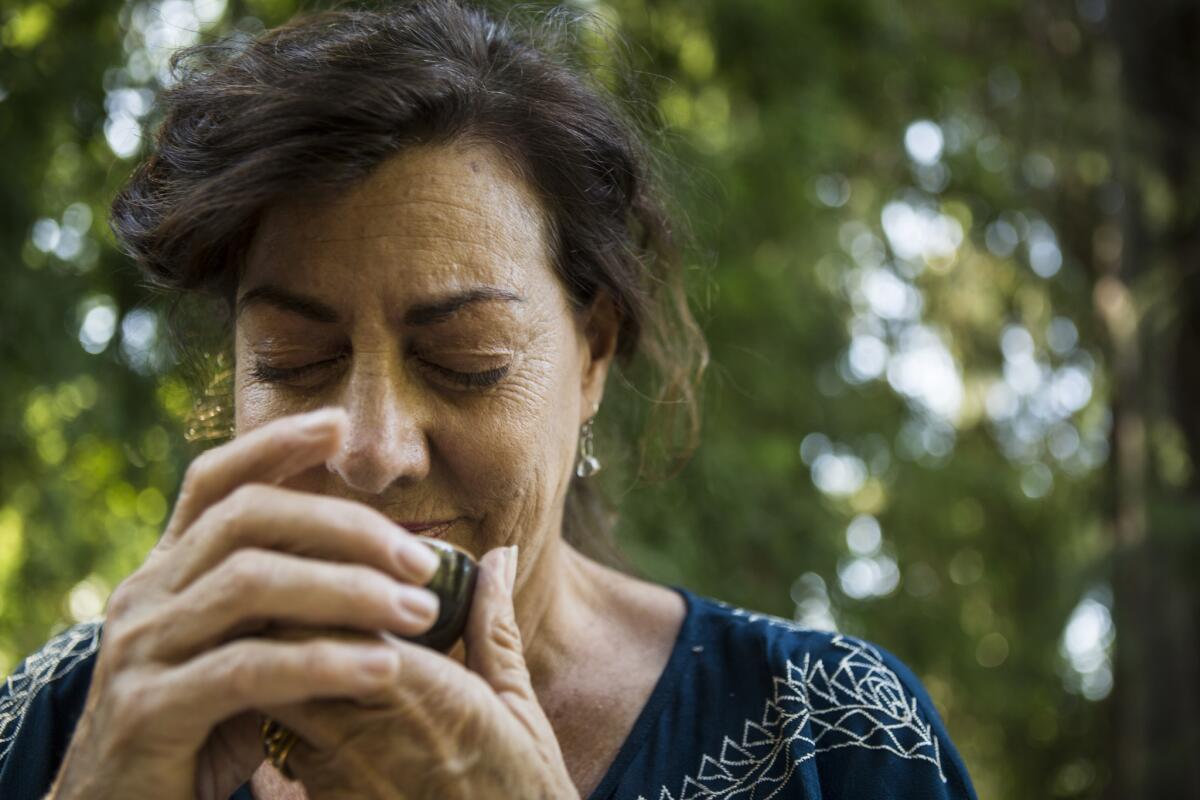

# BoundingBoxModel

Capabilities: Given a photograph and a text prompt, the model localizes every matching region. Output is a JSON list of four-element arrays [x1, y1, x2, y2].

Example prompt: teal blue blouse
[[0, 588, 976, 799]]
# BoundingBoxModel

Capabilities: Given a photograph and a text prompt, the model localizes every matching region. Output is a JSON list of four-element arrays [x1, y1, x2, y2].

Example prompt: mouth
[[397, 519, 459, 539]]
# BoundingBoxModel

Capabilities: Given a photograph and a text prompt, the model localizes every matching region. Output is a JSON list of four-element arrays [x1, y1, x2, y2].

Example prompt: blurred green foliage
[[2, 0, 1198, 798]]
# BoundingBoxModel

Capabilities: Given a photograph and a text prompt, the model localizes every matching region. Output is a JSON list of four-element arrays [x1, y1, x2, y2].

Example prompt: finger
[[259, 627, 486, 751], [148, 636, 404, 741], [263, 696, 400, 753], [199, 710, 264, 798], [167, 484, 440, 592], [464, 546, 536, 704], [164, 408, 348, 546], [261, 636, 489, 751], [152, 548, 440, 660]]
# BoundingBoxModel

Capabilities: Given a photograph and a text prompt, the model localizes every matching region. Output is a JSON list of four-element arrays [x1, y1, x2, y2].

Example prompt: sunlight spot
[[904, 120, 944, 165], [78, 296, 118, 354], [846, 515, 882, 556], [812, 450, 867, 497], [814, 173, 851, 208], [838, 553, 900, 600], [68, 576, 110, 622], [1047, 316, 1079, 354], [976, 632, 1010, 667], [886, 326, 963, 422], [847, 334, 889, 381], [1061, 590, 1114, 700], [791, 572, 838, 631], [104, 114, 142, 159], [1020, 462, 1054, 499]]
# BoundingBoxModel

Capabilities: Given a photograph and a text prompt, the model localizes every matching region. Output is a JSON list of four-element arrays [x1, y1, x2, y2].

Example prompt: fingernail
[[395, 540, 441, 583], [359, 649, 400, 679], [396, 585, 440, 625], [504, 545, 519, 595]]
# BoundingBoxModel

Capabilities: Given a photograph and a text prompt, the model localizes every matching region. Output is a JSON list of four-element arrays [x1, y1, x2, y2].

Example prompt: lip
[[398, 519, 458, 538]]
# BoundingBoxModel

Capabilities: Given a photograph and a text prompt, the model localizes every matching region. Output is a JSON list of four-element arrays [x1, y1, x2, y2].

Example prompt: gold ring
[[260, 715, 300, 779]]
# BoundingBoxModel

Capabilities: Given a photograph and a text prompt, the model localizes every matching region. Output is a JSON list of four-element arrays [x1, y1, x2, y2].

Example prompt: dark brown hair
[[111, 0, 707, 559]]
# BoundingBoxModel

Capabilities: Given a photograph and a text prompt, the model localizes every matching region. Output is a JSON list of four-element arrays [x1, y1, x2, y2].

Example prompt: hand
[[265, 546, 580, 800], [49, 409, 445, 800]]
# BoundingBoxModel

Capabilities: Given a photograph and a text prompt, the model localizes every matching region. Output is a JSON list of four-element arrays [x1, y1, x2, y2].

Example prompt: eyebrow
[[235, 285, 524, 326]]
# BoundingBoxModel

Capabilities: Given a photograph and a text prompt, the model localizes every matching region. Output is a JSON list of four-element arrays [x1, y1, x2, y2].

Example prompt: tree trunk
[[1109, 1, 1200, 796]]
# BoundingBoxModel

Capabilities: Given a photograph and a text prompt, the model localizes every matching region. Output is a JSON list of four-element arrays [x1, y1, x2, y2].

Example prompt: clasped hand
[[48, 409, 578, 800], [264, 545, 577, 800]]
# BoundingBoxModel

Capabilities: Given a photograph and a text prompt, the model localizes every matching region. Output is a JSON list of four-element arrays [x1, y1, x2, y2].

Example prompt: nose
[[325, 357, 431, 495]]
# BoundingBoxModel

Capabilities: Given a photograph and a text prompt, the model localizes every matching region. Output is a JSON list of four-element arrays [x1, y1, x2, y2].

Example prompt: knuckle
[[220, 548, 272, 594], [352, 573, 399, 619], [99, 621, 134, 665], [319, 500, 377, 547], [349, 501, 388, 530], [340, 500, 391, 538], [338, 564, 380, 599], [105, 580, 137, 619], [224, 648, 268, 701], [98, 611, 159, 673], [301, 641, 341, 683], [96, 634, 130, 677], [106, 675, 158, 744], [297, 650, 326, 686], [487, 613, 525, 655], [198, 494, 244, 547], [103, 579, 156, 639], [225, 483, 265, 520], [182, 449, 218, 492]]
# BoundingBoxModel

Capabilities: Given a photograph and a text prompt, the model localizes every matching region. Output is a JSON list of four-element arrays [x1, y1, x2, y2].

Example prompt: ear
[[577, 289, 620, 425]]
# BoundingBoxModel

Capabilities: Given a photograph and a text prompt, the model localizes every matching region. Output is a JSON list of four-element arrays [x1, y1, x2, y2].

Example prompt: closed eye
[[248, 354, 509, 390], [249, 355, 346, 384], [419, 360, 510, 388]]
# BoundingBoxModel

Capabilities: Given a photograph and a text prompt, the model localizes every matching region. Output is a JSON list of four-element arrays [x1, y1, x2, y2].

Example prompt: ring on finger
[[260, 715, 301, 780]]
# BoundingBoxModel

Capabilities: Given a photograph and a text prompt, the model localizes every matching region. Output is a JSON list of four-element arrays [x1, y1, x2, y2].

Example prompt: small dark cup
[[405, 536, 478, 653]]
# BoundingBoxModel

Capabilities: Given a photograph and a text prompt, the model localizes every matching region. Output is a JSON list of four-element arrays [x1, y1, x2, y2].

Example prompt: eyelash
[[249, 355, 510, 389]]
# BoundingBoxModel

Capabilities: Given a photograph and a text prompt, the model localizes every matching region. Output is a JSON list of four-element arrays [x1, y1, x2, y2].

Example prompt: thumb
[[464, 545, 535, 703]]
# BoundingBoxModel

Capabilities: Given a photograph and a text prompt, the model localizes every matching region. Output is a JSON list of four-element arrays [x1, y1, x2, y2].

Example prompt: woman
[[0, 2, 978, 798]]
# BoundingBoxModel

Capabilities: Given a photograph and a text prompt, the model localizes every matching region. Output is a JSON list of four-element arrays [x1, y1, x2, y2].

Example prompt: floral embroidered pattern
[[640, 614, 945, 800], [0, 622, 101, 763]]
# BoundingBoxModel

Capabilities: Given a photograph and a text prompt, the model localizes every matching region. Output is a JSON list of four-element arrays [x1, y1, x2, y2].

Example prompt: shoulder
[[673, 592, 978, 799], [0, 622, 102, 787]]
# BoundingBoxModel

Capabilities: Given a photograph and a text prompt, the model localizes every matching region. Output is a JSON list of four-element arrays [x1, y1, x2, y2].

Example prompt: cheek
[[438, 350, 581, 514], [233, 378, 272, 432], [233, 373, 303, 435]]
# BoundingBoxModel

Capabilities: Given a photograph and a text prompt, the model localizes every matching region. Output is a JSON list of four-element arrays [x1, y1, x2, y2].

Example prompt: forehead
[[242, 142, 558, 305]]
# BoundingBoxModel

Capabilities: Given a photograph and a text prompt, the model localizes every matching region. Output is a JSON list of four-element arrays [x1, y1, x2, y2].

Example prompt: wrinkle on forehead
[[247, 142, 554, 269], [238, 141, 576, 333]]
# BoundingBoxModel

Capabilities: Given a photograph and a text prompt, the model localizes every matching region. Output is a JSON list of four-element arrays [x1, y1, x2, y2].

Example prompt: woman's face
[[233, 142, 615, 567]]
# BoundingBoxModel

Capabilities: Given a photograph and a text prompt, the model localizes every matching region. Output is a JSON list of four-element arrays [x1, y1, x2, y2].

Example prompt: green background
[[2, 0, 1198, 797]]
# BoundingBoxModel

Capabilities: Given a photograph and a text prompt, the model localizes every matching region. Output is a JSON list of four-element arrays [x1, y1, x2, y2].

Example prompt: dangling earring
[[575, 405, 601, 478], [185, 349, 236, 444]]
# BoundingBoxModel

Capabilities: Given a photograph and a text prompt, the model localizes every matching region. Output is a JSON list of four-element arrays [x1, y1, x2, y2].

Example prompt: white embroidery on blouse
[[0, 622, 102, 763], [639, 609, 945, 800]]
